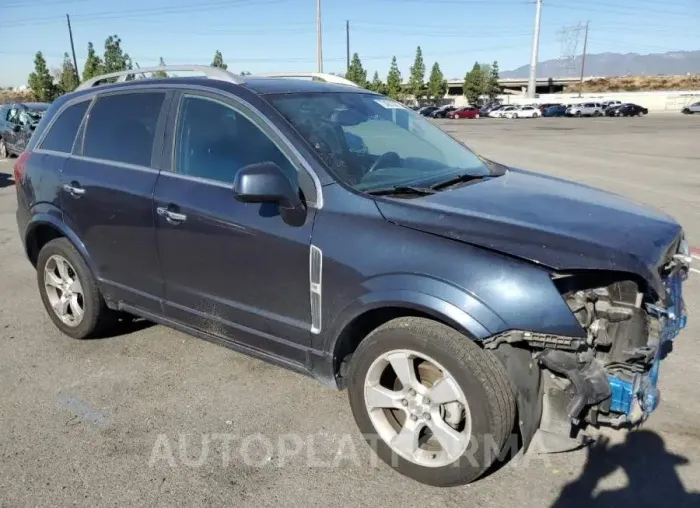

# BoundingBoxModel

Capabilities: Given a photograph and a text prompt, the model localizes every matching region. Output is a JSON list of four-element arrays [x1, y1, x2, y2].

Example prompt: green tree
[[103, 35, 130, 74], [427, 62, 447, 103], [82, 42, 104, 81], [368, 71, 385, 94], [489, 60, 500, 99], [386, 56, 402, 100], [28, 51, 59, 102], [345, 53, 367, 88], [463, 62, 484, 104], [408, 46, 426, 102], [211, 50, 228, 70], [57, 53, 79, 94], [152, 57, 168, 78]]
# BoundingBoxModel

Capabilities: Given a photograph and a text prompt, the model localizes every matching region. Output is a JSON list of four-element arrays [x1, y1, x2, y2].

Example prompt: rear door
[[153, 91, 318, 364], [60, 89, 172, 313]]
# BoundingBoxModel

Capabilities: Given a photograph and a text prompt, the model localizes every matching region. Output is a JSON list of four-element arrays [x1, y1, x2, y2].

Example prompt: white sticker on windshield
[[374, 98, 406, 109]]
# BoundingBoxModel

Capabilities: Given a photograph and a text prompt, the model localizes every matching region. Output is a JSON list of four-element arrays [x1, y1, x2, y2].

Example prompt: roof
[[241, 77, 371, 95], [63, 75, 371, 101]]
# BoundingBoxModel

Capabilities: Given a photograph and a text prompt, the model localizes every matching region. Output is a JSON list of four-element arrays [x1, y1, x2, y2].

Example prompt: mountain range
[[501, 50, 700, 78]]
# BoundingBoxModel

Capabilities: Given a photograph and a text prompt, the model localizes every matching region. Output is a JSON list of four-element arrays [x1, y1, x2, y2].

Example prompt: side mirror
[[233, 162, 302, 209]]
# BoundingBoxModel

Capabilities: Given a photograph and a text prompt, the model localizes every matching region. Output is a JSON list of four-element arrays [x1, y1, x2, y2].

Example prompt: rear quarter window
[[38, 100, 90, 153], [82, 92, 165, 167]]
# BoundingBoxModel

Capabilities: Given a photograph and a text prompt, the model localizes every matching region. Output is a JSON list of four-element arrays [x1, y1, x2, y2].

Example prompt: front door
[[60, 90, 170, 313], [153, 93, 317, 365]]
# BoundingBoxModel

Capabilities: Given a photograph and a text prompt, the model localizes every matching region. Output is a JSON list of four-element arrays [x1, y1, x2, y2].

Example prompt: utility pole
[[526, 0, 543, 98], [346, 20, 350, 72], [316, 0, 323, 72], [66, 14, 80, 82], [578, 21, 590, 98]]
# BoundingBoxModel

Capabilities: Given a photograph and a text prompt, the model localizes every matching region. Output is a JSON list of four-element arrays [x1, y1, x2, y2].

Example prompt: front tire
[[37, 238, 115, 339], [347, 317, 516, 487]]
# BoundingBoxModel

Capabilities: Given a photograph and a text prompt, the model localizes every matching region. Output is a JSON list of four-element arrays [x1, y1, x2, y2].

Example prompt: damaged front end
[[486, 238, 691, 450]]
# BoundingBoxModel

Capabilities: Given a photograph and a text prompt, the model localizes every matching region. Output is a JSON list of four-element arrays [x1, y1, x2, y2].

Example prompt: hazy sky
[[1, 0, 698, 87]]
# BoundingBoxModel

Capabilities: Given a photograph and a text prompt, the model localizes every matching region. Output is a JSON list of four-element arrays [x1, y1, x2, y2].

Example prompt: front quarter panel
[[313, 186, 585, 358]]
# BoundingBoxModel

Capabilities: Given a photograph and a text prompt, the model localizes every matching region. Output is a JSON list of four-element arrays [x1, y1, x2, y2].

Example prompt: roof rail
[[76, 65, 244, 91], [251, 73, 359, 88]]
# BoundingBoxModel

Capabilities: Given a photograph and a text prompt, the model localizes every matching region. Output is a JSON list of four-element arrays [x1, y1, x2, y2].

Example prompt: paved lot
[[1, 116, 699, 507]]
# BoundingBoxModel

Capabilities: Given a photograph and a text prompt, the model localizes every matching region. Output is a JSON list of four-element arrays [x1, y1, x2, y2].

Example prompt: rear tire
[[347, 317, 516, 487], [37, 238, 116, 339]]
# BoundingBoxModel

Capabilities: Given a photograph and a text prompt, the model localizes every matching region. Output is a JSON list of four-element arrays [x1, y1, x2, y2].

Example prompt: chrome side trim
[[70, 154, 158, 173], [310, 244, 323, 334]]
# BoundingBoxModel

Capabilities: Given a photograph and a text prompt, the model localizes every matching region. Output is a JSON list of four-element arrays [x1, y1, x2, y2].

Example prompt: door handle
[[62, 183, 85, 197], [157, 206, 187, 224]]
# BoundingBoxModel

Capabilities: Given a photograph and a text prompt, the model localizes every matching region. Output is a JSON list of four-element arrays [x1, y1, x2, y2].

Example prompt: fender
[[321, 273, 510, 357], [25, 207, 99, 277]]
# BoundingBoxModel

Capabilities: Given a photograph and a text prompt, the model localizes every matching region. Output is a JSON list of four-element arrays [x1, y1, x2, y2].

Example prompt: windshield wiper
[[365, 185, 436, 196], [430, 173, 488, 191]]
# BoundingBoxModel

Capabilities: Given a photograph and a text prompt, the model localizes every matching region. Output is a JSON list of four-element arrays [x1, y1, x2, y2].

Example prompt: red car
[[447, 106, 481, 119]]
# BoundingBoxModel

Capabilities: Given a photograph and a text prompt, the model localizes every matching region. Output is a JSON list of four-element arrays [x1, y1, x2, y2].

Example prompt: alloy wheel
[[43, 254, 85, 327], [363, 349, 471, 468]]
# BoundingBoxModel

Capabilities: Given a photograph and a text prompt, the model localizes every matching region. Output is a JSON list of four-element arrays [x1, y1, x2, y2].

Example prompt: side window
[[174, 96, 296, 184], [83, 92, 165, 167], [39, 101, 90, 153]]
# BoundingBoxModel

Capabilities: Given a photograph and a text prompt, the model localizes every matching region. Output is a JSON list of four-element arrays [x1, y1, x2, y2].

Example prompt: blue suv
[[14, 66, 690, 486]]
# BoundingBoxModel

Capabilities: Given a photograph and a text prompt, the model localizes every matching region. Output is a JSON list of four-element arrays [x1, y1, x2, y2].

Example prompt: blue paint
[[607, 270, 687, 418], [58, 394, 109, 427]]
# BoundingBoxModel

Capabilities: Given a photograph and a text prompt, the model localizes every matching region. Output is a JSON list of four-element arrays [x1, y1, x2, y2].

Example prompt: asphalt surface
[[1, 115, 699, 507]]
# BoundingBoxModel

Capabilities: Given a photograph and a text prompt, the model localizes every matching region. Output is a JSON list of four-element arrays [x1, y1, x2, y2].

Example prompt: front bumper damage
[[487, 238, 690, 451]]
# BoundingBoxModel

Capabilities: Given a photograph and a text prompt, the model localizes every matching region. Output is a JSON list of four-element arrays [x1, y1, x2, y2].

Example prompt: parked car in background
[[681, 102, 700, 114], [607, 103, 648, 117], [15, 65, 691, 488], [0, 102, 49, 158], [509, 105, 540, 119], [601, 100, 622, 110], [419, 106, 439, 117], [447, 106, 481, 119], [567, 102, 604, 117], [543, 104, 568, 117], [431, 105, 457, 118], [538, 103, 561, 113], [490, 105, 517, 118], [480, 104, 501, 116]]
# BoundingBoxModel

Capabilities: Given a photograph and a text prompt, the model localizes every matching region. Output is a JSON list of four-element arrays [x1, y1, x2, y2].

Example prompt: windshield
[[269, 92, 494, 191]]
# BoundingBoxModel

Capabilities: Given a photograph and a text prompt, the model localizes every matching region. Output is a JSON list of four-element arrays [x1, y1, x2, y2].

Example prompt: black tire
[[347, 317, 516, 487], [575, 111, 582, 117], [0, 138, 8, 159], [37, 238, 115, 339], [682, 108, 691, 114]]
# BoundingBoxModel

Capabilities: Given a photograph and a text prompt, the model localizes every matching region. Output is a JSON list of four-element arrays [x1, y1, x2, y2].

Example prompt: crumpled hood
[[375, 168, 682, 295]]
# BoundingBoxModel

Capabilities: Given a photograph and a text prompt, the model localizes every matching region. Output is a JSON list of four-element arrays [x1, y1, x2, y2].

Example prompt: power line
[[0, 0, 289, 27]]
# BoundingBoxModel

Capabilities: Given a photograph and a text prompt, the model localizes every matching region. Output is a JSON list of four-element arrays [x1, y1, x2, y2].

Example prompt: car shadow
[[0, 171, 13, 189], [551, 430, 700, 508], [92, 316, 156, 339]]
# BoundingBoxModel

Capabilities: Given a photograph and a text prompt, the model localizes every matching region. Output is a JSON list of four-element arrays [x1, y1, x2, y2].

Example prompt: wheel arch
[[25, 214, 97, 276], [324, 289, 497, 388]]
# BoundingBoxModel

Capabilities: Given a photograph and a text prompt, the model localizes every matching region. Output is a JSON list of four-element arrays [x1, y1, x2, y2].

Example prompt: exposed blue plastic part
[[608, 375, 634, 414], [607, 271, 687, 418]]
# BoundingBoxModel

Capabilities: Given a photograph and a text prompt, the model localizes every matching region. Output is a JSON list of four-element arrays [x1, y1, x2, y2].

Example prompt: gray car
[[567, 102, 604, 117]]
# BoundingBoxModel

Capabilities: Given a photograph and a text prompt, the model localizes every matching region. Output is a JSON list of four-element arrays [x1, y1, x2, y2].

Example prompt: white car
[[509, 105, 540, 119], [567, 102, 604, 117], [682, 101, 700, 114], [490, 106, 518, 118], [602, 100, 622, 110]]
